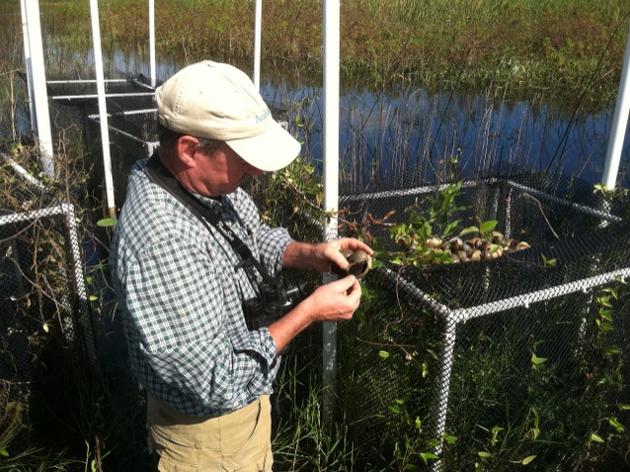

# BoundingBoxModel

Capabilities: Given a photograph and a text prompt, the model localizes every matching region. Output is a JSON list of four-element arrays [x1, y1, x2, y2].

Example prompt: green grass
[[30, 0, 630, 107]]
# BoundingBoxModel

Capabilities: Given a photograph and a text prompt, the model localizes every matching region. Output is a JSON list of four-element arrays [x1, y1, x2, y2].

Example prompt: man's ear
[[176, 135, 200, 168]]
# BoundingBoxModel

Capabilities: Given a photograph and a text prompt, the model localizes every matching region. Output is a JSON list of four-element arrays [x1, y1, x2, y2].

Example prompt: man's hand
[[299, 275, 361, 322], [283, 238, 374, 273], [267, 275, 362, 352]]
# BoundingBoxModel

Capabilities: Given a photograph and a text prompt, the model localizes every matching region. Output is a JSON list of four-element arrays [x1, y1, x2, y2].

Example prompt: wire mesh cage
[[0, 204, 94, 401], [337, 174, 630, 470], [46, 78, 159, 204]]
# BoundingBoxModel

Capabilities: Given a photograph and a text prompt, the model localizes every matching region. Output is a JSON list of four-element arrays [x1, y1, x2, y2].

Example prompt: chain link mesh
[[337, 174, 630, 470]]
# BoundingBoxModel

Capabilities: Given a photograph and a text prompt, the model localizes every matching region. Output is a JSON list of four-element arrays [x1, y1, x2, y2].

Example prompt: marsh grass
[[34, 0, 630, 106]]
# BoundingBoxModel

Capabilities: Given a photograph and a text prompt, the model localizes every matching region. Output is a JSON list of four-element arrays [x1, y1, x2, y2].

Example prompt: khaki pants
[[147, 395, 273, 472]]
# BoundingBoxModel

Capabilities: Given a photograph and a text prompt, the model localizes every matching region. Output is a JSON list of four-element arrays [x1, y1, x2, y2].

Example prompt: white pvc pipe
[[322, 0, 340, 423], [51, 92, 154, 100], [0, 152, 47, 191], [19, 0, 35, 134], [47, 79, 127, 84], [149, 0, 156, 88], [253, 0, 262, 90], [602, 24, 630, 190], [24, 0, 54, 177], [89, 0, 116, 218], [431, 318, 458, 471]]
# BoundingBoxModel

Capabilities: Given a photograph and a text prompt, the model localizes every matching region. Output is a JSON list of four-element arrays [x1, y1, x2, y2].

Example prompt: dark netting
[[85, 109, 158, 202], [336, 173, 630, 470], [46, 78, 157, 204], [0, 206, 94, 402]]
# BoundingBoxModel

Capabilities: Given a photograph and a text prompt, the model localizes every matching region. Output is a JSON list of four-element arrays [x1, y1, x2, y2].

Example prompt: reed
[[31, 0, 630, 106]]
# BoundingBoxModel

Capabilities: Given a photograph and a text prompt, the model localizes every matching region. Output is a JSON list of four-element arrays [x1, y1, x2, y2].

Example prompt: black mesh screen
[[0, 209, 94, 400]]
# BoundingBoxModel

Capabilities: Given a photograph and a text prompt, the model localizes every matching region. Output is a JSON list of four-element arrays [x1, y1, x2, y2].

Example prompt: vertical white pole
[[89, 0, 117, 218], [149, 0, 156, 88], [431, 318, 458, 471], [19, 0, 36, 134], [253, 0, 262, 90], [24, 0, 54, 177], [322, 0, 340, 423], [602, 24, 630, 190]]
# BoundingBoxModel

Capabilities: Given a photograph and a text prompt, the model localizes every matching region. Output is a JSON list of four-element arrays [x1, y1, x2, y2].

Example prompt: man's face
[[194, 142, 264, 196]]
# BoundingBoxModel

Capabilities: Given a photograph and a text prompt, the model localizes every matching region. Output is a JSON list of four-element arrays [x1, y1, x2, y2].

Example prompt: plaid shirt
[[109, 160, 292, 416]]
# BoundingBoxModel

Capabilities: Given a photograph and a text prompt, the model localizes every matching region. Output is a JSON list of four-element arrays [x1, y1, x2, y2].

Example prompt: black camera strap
[[144, 153, 278, 286]]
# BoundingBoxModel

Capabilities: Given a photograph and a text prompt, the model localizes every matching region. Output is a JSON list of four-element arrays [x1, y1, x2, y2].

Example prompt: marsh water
[[6, 37, 630, 197]]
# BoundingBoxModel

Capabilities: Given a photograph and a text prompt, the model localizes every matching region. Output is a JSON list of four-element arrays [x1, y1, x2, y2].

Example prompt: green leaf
[[541, 254, 557, 267], [479, 220, 498, 234], [443, 433, 458, 445], [608, 417, 625, 433], [589, 432, 605, 443], [88, 295, 98, 302], [91, 459, 98, 472], [415, 417, 422, 430], [605, 346, 621, 356], [378, 350, 390, 359], [601, 287, 619, 299], [599, 308, 613, 321], [531, 353, 547, 366], [441, 220, 461, 239], [0, 448, 8, 457], [595, 296, 613, 308], [478, 451, 492, 458], [419, 452, 439, 464], [617, 404, 630, 411], [459, 226, 479, 237], [599, 321, 614, 333], [96, 217, 117, 228], [388, 404, 401, 414], [521, 455, 537, 465]]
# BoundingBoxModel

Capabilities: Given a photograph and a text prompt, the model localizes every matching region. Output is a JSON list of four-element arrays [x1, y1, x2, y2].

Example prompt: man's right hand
[[267, 275, 362, 353]]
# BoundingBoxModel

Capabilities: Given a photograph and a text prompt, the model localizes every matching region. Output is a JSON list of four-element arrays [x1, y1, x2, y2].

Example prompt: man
[[109, 60, 372, 471]]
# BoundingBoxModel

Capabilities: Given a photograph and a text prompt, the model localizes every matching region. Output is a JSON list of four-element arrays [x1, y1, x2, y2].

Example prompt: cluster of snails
[[424, 231, 530, 264]]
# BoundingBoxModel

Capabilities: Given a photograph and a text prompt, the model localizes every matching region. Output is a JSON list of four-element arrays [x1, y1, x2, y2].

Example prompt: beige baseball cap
[[155, 60, 301, 172]]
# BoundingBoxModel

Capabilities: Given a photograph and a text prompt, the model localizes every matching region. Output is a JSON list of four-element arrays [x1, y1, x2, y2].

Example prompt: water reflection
[[15, 37, 630, 196]]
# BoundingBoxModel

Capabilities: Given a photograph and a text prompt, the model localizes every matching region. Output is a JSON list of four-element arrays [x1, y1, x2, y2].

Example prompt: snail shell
[[449, 237, 464, 251], [469, 237, 482, 248], [470, 250, 482, 262], [516, 241, 531, 251], [425, 237, 443, 249], [491, 231, 505, 244], [332, 249, 372, 279]]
